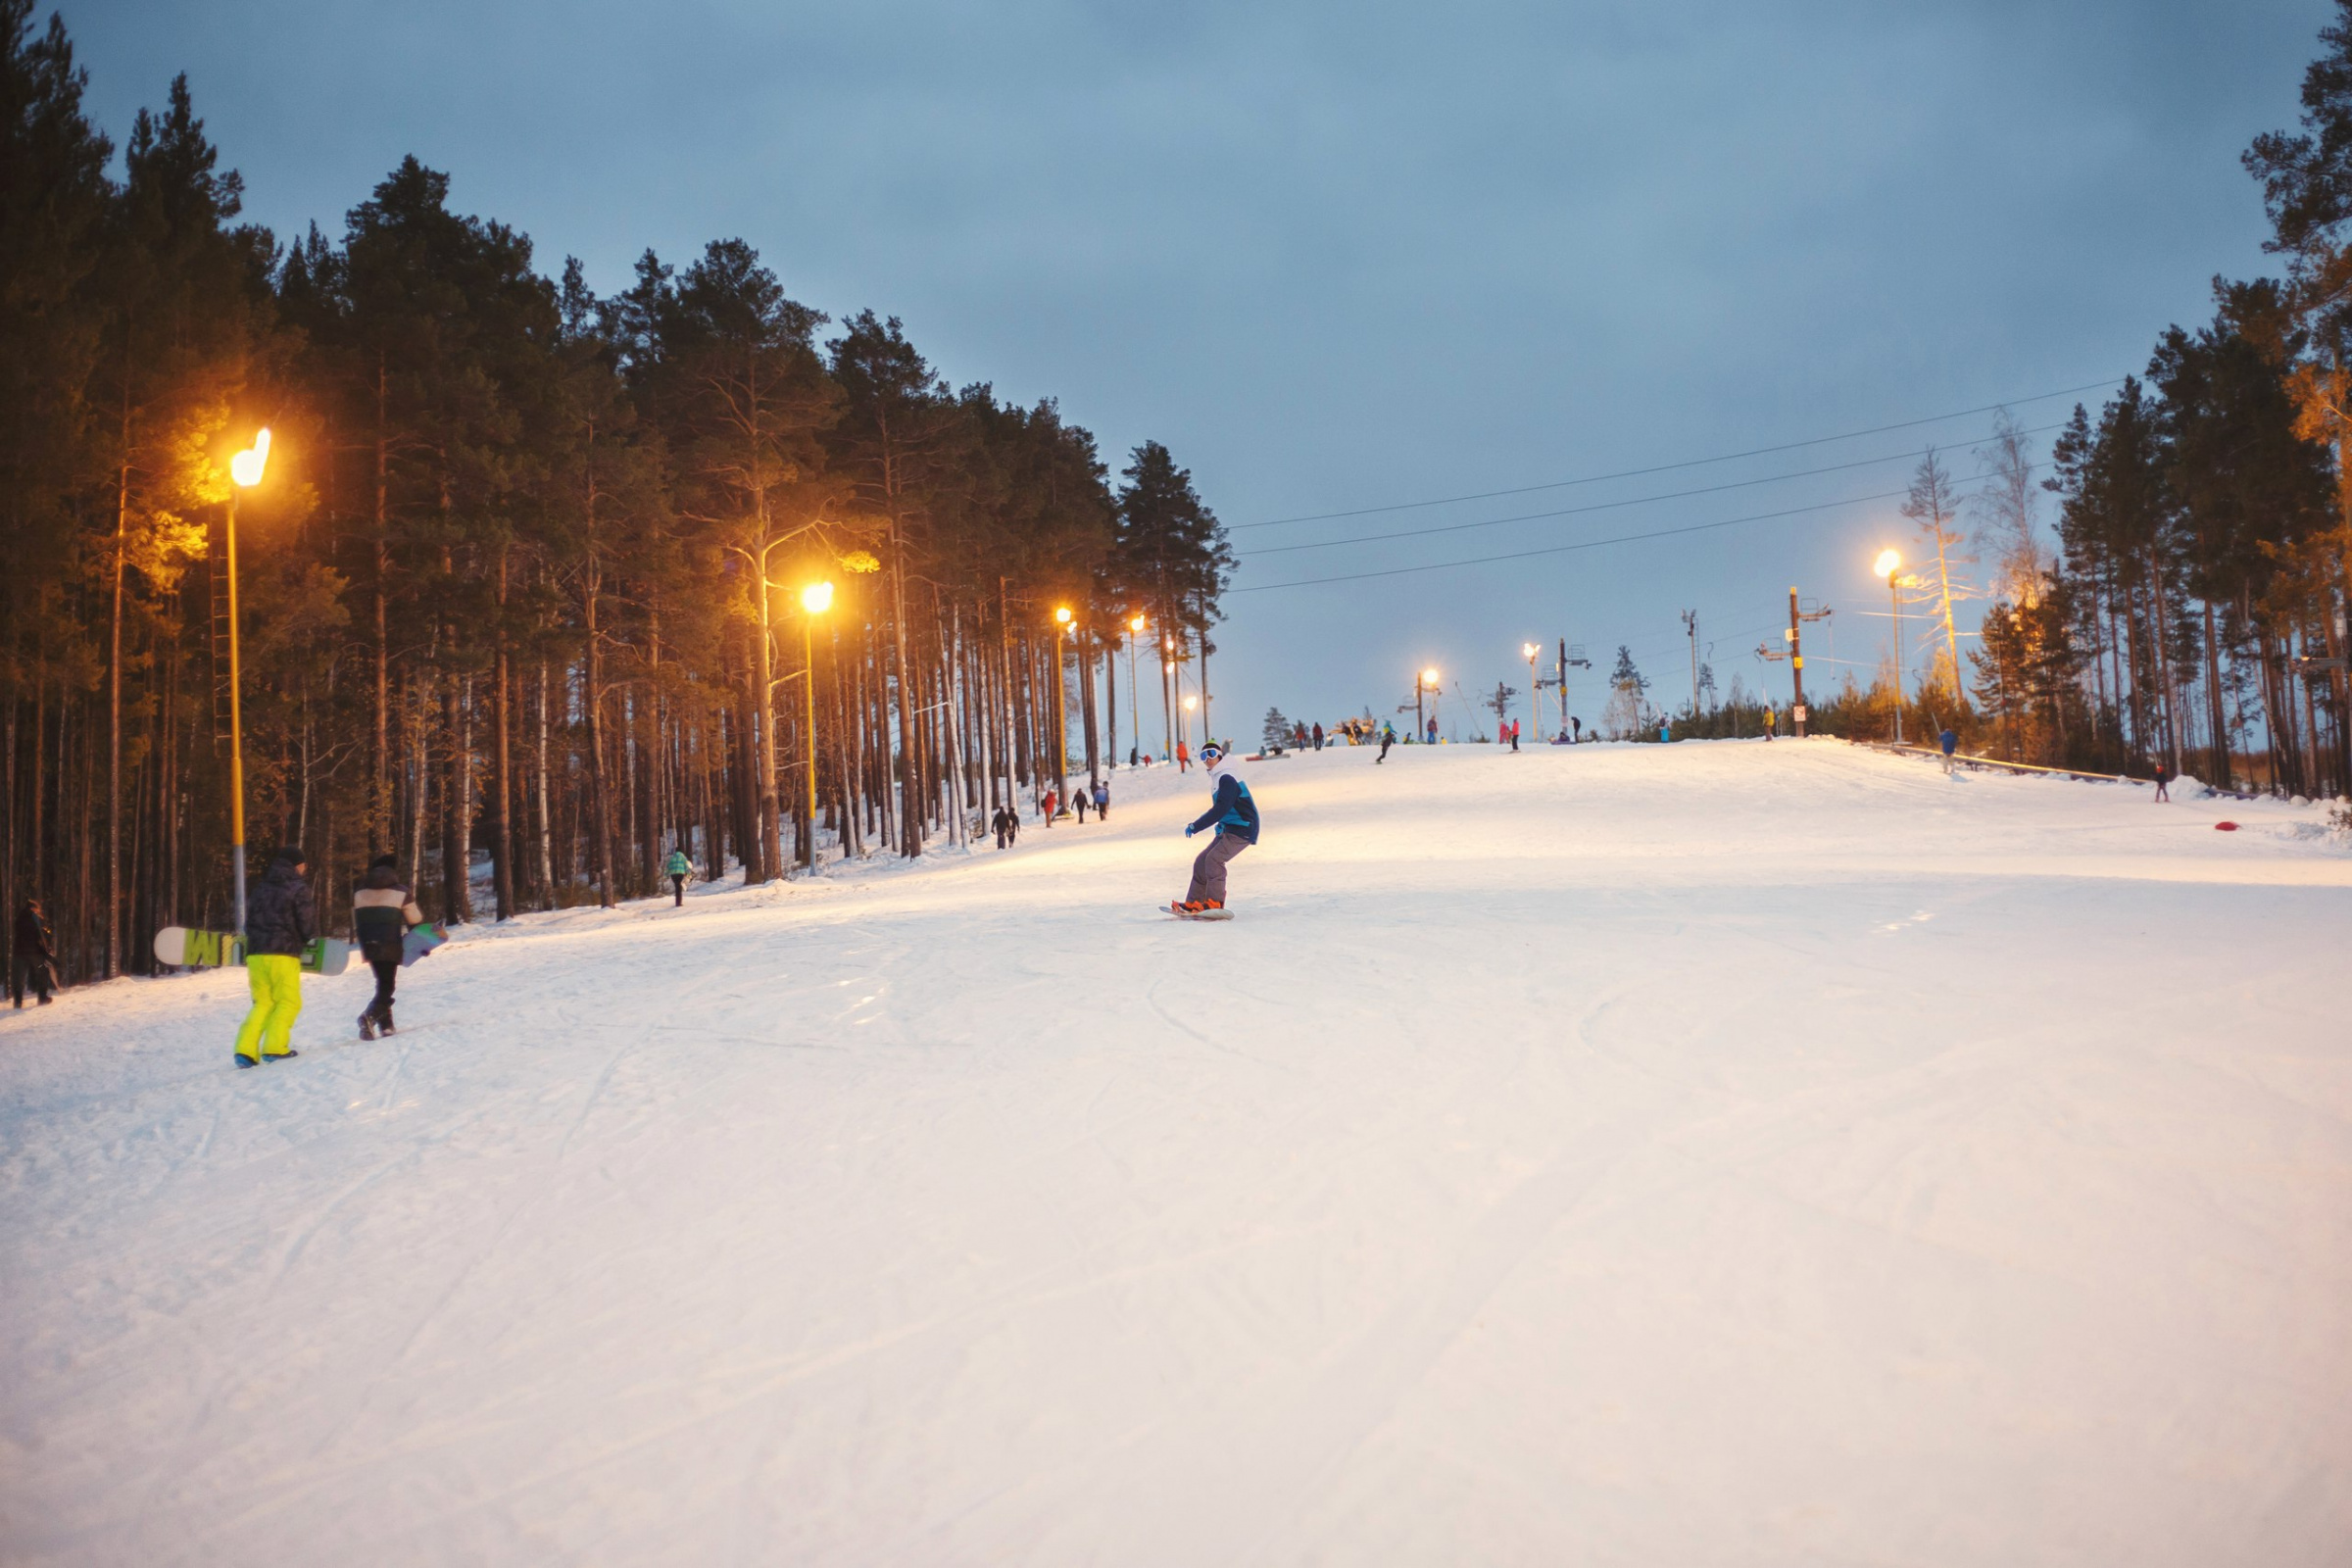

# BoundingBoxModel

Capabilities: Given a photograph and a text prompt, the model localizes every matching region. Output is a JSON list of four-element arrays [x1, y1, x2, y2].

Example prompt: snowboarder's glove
[[1184, 824, 1197, 838]]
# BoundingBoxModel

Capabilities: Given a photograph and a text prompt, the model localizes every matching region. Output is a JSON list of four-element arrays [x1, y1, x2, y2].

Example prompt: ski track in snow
[[2, 740, 2349, 1566]]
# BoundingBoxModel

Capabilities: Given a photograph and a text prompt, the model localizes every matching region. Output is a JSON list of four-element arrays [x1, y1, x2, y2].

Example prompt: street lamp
[[1053, 607, 1075, 815], [223, 427, 270, 936], [1416, 666, 1440, 743], [798, 581, 833, 867], [1126, 612, 1146, 766], [1521, 643, 1540, 745], [1874, 549, 1905, 745]]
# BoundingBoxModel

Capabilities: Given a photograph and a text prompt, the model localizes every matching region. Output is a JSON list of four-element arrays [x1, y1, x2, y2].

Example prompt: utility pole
[[1783, 587, 1833, 739], [1682, 610, 1700, 720]]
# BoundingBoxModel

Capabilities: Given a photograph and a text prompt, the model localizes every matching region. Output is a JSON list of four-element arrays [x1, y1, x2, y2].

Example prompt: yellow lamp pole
[[1522, 642, 1540, 743], [1053, 607, 1074, 815], [1126, 612, 1146, 767], [1416, 666, 1439, 742], [224, 428, 270, 934], [800, 581, 834, 868], [1874, 549, 1904, 745]]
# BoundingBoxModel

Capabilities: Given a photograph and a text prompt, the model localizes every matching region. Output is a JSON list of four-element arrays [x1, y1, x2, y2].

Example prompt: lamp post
[[224, 427, 270, 935], [1522, 643, 1540, 744], [1126, 613, 1145, 766], [1416, 666, 1439, 742], [1053, 607, 1074, 816], [1162, 635, 1178, 760], [1874, 549, 1904, 745], [799, 581, 833, 868]]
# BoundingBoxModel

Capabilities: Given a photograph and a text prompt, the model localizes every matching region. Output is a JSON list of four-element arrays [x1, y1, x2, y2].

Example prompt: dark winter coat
[[1188, 769, 1261, 844], [353, 863, 424, 964], [246, 858, 318, 958], [14, 904, 53, 959]]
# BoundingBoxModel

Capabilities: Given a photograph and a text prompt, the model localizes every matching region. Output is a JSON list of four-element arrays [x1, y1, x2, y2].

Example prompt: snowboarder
[[1174, 742, 1259, 915], [353, 853, 426, 1040], [1938, 727, 1959, 776], [11, 897, 56, 1008], [1092, 779, 1109, 820], [1311, 721, 1324, 752], [1377, 722, 1396, 764], [237, 846, 316, 1067], [664, 846, 693, 906], [2151, 757, 2172, 803], [991, 804, 1018, 848]]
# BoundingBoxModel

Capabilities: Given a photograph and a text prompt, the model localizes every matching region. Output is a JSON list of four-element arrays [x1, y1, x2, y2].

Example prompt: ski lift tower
[[1534, 640, 1591, 739], [1758, 589, 1834, 737]]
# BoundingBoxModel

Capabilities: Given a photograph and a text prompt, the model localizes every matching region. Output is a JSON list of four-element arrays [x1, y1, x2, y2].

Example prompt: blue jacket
[[1938, 729, 1958, 757], [1188, 771, 1260, 844]]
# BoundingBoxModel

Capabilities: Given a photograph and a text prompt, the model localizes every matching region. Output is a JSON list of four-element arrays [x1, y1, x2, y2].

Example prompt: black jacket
[[245, 860, 318, 957], [13, 905, 53, 959]]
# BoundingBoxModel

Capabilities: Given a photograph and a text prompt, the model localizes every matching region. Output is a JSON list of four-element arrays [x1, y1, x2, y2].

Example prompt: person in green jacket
[[664, 848, 693, 906]]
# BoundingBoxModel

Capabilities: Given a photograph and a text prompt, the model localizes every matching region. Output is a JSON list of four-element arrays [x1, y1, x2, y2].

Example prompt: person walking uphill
[[665, 847, 693, 906], [353, 853, 425, 1040], [236, 847, 316, 1067], [12, 897, 57, 1007], [1172, 742, 1260, 916]]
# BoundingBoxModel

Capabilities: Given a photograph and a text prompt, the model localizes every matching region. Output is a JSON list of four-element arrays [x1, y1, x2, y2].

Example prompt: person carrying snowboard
[[664, 846, 693, 906], [353, 853, 426, 1040], [12, 897, 56, 1008], [237, 846, 316, 1067], [1173, 742, 1259, 915]]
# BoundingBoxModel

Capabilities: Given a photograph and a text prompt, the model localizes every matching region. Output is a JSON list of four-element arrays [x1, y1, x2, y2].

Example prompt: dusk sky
[[73, 0, 2329, 740]]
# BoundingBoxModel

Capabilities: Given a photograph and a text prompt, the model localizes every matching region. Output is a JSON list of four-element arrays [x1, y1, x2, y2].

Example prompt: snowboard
[[1167, 903, 1235, 921], [401, 921, 449, 966], [153, 926, 353, 976]]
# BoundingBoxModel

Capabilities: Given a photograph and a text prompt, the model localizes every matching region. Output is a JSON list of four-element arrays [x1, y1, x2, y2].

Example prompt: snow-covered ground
[[4, 739, 2348, 1567]]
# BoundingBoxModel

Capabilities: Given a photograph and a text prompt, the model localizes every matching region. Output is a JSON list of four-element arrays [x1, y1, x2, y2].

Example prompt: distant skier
[[1092, 779, 1109, 820], [1510, 718, 1521, 752], [1377, 722, 1396, 764], [1764, 707, 1777, 741], [353, 853, 426, 1040], [992, 804, 1018, 848], [1173, 742, 1259, 915], [1311, 721, 1324, 752], [2151, 757, 2172, 803], [664, 846, 692, 906], [1938, 726, 1958, 776], [1425, 715, 1438, 745], [237, 846, 316, 1067], [11, 897, 56, 1008]]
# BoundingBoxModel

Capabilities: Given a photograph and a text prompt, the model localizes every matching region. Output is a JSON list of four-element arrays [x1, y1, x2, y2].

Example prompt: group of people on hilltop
[[997, 777, 1112, 846]]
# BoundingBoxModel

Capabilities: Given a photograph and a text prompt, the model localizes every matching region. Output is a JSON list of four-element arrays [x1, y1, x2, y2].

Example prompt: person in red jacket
[[1176, 740, 1191, 773]]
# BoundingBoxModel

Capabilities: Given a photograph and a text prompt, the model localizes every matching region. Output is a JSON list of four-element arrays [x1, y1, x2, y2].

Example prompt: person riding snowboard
[[1173, 742, 1259, 915]]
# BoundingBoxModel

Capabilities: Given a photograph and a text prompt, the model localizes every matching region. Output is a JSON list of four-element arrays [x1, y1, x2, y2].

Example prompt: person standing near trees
[[237, 848, 316, 1066], [2151, 756, 2173, 803], [992, 804, 1018, 848], [664, 847, 693, 906], [1939, 726, 1960, 776], [12, 898, 56, 1008], [353, 853, 425, 1040]]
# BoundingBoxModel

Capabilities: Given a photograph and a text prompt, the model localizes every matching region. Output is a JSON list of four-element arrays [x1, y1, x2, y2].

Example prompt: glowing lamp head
[[1129, 613, 1146, 632], [229, 427, 271, 488], [1054, 606, 1073, 625], [1421, 667, 1439, 686], [801, 580, 835, 614], [1522, 643, 1539, 660], [1183, 695, 1199, 711], [1874, 549, 1901, 580]]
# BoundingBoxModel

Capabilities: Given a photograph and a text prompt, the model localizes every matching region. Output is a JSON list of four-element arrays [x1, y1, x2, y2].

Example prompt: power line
[[1238, 422, 2064, 560], [1234, 376, 2117, 530], [1230, 463, 2045, 595]]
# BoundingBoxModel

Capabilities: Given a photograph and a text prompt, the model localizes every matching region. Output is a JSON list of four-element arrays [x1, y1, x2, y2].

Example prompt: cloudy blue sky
[[72, 0, 2330, 739]]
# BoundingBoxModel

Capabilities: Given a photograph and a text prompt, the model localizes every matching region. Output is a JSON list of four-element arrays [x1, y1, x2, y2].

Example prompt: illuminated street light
[[1522, 643, 1541, 747], [801, 580, 834, 614], [797, 582, 834, 866], [1875, 549, 1905, 744], [221, 427, 273, 937]]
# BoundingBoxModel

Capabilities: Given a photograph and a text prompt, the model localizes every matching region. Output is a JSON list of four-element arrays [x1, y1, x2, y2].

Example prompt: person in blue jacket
[[1173, 742, 1259, 913], [1938, 726, 1958, 775]]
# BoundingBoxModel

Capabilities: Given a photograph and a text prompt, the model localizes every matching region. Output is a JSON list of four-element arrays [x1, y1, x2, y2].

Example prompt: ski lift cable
[[1234, 378, 2120, 530], [1236, 422, 2067, 560]]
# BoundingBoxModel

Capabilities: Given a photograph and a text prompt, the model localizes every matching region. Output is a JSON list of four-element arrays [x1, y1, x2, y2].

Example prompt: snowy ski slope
[[3, 740, 2348, 1566]]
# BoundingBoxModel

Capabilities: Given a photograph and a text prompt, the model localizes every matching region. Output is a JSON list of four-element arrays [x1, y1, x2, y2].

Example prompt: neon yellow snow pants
[[235, 954, 303, 1060]]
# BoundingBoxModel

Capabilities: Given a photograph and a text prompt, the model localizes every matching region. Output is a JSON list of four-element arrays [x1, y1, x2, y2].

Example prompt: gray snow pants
[[1186, 831, 1250, 905]]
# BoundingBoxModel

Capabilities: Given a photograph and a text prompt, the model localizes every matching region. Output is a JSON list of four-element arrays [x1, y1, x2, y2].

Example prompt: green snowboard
[[152, 926, 353, 977]]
